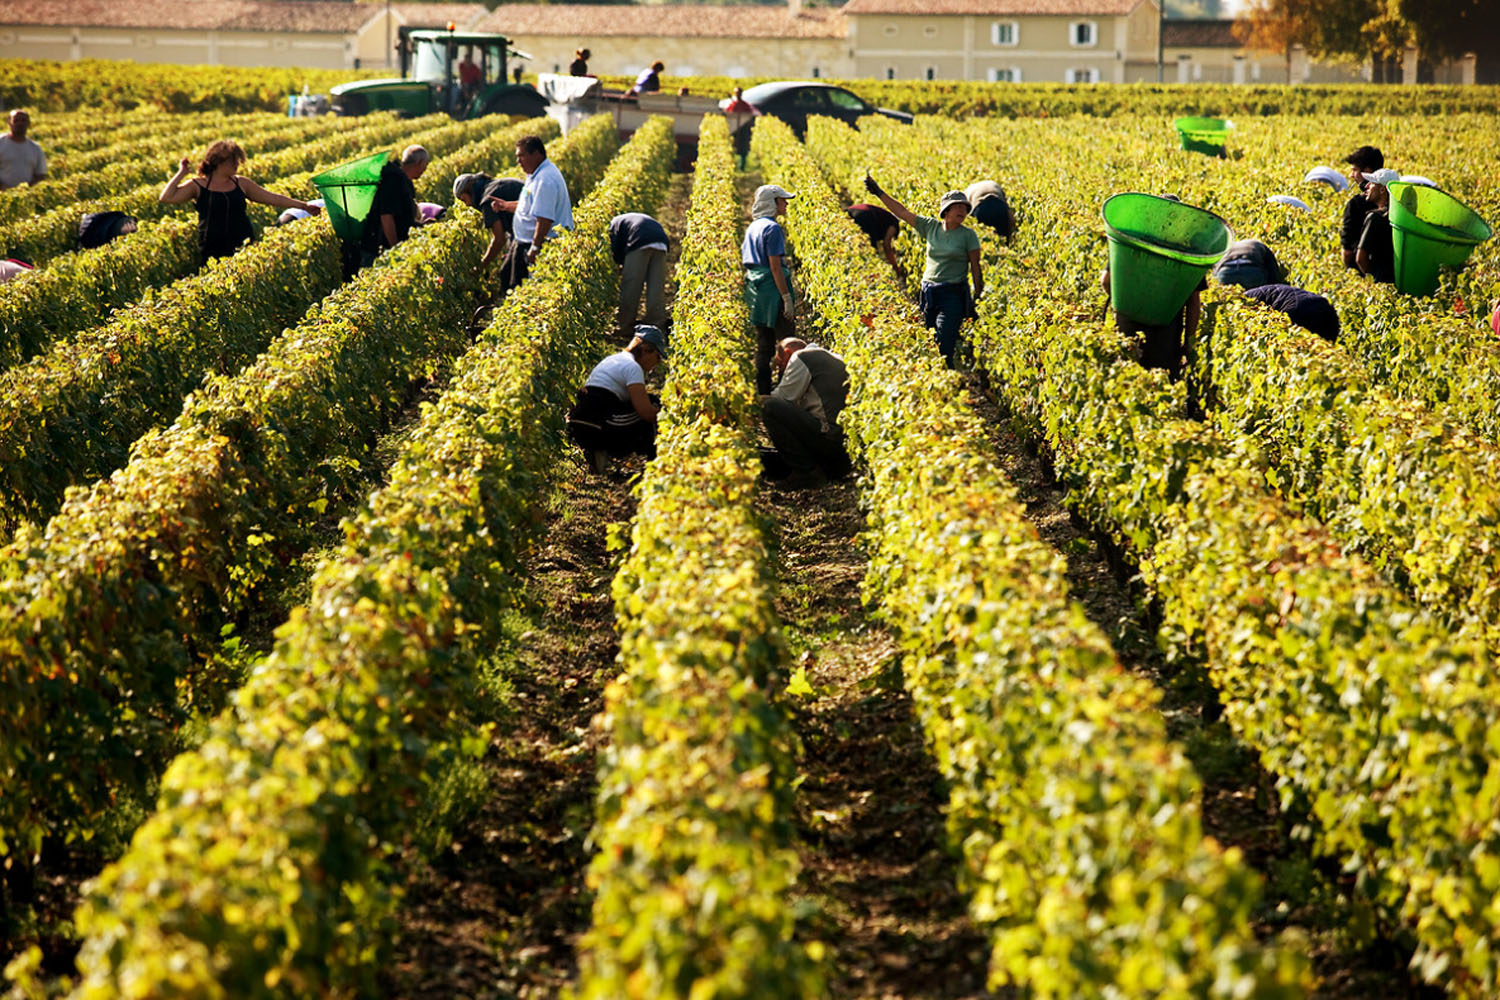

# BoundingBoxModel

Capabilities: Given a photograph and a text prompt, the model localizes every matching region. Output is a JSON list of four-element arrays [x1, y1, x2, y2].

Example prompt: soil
[[381, 171, 697, 998], [760, 478, 995, 1000]]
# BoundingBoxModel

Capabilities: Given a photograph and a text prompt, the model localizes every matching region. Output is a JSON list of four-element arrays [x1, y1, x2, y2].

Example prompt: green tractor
[[330, 27, 547, 120]]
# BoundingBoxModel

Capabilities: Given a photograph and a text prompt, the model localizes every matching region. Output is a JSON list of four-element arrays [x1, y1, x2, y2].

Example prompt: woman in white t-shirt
[[566, 324, 668, 472]]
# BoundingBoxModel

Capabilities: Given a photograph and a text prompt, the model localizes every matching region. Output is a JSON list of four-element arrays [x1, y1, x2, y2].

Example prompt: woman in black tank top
[[159, 139, 321, 265]]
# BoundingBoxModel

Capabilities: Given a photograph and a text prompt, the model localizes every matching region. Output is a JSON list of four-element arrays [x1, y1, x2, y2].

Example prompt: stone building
[[478, 3, 850, 81], [838, 0, 1160, 84], [0, 1, 486, 70]]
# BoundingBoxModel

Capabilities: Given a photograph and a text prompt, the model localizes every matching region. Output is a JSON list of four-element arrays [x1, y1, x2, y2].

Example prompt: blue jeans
[[919, 280, 971, 365]]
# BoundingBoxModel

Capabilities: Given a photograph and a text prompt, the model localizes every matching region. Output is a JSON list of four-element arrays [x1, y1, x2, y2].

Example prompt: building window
[[923, 25, 938, 38], [882, 24, 898, 37], [885, 66, 896, 80], [991, 21, 1019, 46], [1065, 67, 1100, 83], [811, 65, 821, 77], [988, 67, 1021, 83], [1070, 21, 1098, 47], [552, 63, 561, 73], [925, 65, 937, 80]]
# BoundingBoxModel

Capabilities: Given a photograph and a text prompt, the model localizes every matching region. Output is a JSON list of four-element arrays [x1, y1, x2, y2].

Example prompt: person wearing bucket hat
[[566, 323, 666, 472], [1340, 144, 1384, 269], [743, 184, 797, 394], [1355, 168, 1398, 285], [864, 174, 983, 366], [160, 139, 320, 266]]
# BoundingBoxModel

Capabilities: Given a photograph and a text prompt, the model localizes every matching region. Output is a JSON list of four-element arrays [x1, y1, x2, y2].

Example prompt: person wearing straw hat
[[566, 324, 668, 472], [864, 174, 983, 366], [1355, 167, 1398, 285], [1340, 145, 1384, 269], [743, 183, 797, 394]]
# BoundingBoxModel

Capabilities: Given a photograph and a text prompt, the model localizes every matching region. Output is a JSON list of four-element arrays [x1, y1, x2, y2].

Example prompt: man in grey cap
[[566, 323, 667, 472], [760, 337, 850, 489]]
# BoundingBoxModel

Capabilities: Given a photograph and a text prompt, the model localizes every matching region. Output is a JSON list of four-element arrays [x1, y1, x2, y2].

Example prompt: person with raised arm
[[159, 139, 319, 265], [863, 173, 982, 366]]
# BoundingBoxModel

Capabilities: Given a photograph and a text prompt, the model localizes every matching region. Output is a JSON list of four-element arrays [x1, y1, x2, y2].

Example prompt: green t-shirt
[[912, 214, 981, 284]]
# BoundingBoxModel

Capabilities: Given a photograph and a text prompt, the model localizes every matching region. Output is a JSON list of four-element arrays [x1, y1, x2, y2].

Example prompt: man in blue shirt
[[486, 135, 573, 297], [609, 212, 670, 339]]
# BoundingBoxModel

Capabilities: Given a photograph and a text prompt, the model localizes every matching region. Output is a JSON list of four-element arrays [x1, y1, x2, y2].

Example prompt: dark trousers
[[762, 398, 849, 478], [566, 386, 657, 459], [1120, 314, 1185, 381], [755, 313, 794, 395], [498, 240, 531, 299], [919, 280, 972, 366]]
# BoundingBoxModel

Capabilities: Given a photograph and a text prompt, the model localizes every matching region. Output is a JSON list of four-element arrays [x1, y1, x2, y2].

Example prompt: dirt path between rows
[[760, 479, 994, 1000], [962, 373, 1440, 1000], [383, 172, 694, 998]]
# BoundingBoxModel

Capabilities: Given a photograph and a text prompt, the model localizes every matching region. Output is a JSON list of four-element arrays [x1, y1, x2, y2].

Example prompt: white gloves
[[781, 293, 795, 320]]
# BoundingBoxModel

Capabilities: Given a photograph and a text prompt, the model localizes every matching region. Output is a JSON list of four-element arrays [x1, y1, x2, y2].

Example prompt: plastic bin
[[1173, 116, 1232, 157], [1386, 180, 1492, 297], [311, 151, 390, 242], [1103, 193, 1233, 326]]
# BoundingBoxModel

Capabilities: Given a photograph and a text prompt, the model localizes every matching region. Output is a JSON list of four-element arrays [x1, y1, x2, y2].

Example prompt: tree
[[1392, 0, 1500, 61], [1237, 0, 1497, 76]]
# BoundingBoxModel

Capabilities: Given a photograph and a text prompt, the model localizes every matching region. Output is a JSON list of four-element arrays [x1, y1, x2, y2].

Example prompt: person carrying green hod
[[742, 184, 797, 395]]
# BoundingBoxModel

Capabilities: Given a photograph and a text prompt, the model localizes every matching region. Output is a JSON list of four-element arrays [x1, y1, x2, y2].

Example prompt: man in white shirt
[[487, 134, 573, 297], [0, 111, 48, 190], [759, 338, 851, 489]]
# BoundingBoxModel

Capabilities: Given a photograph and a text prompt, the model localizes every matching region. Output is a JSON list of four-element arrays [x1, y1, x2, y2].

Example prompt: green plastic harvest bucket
[[1386, 180, 1492, 296], [1173, 116, 1231, 157], [1103, 193, 1233, 326], [311, 151, 389, 242]]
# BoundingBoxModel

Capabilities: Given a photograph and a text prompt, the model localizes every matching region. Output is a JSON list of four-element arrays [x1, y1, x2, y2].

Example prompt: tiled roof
[[1162, 18, 1239, 47], [841, 0, 1143, 14], [476, 4, 847, 40], [0, 0, 380, 33], [391, 3, 489, 30]]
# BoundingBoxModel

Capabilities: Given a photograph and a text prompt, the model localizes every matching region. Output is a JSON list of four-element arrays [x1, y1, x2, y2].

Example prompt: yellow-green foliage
[[821, 108, 1500, 998], [767, 113, 1310, 998], [4, 114, 637, 999], [577, 116, 823, 1000]]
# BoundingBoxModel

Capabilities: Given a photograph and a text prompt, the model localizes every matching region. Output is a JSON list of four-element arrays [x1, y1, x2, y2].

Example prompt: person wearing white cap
[[863, 174, 983, 366], [1356, 167, 1399, 285], [1340, 144, 1384, 269], [566, 323, 668, 472], [743, 184, 797, 394]]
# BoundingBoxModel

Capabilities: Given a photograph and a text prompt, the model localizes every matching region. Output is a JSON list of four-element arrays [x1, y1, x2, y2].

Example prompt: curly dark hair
[[199, 140, 247, 177]]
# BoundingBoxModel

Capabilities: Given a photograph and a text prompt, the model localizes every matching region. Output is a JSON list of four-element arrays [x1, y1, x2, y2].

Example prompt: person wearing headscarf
[[863, 175, 983, 366], [453, 171, 524, 268], [742, 184, 796, 394]]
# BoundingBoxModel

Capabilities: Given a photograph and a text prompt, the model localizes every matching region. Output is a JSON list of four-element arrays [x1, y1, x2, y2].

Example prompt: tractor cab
[[330, 27, 546, 120]]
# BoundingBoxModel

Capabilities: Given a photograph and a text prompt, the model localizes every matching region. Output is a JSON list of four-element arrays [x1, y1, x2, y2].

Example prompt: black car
[[732, 82, 914, 139]]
